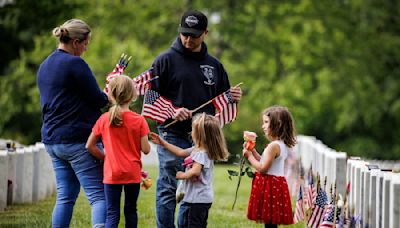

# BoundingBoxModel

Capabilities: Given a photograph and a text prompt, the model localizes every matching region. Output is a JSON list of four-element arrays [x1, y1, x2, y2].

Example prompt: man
[[148, 10, 242, 228]]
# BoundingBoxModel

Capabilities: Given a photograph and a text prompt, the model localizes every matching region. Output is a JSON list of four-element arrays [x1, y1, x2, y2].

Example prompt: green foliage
[[1, 0, 399, 159]]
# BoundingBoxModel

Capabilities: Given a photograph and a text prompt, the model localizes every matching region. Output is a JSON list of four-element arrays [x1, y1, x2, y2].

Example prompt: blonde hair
[[191, 113, 229, 161], [262, 105, 296, 148], [108, 75, 137, 126], [52, 19, 91, 43]]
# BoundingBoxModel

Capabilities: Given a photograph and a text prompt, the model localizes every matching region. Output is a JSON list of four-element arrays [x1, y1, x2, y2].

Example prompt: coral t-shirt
[[92, 111, 149, 184]]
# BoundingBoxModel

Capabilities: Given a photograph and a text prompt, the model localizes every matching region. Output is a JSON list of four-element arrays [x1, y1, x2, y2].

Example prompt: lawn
[[0, 165, 304, 227]]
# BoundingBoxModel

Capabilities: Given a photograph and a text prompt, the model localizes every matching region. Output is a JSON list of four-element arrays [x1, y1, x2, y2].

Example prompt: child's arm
[[176, 162, 202, 180], [242, 142, 262, 161], [250, 148, 262, 161], [86, 132, 105, 160], [243, 143, 279, 173], [141, 135, 151, 155], [150, 132, 190, 157]]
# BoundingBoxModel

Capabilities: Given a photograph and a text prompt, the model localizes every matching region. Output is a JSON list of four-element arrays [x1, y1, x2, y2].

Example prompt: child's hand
[[176, 171, 186, 180], [150, 132, 164, 146], [242, 148, 251, 159]]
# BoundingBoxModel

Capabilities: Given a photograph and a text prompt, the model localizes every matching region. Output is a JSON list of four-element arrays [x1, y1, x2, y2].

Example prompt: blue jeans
[[177, 202, 212, 228], [104, 183, 140, 228], [156, 126, 192, 228], [45, 143, 106, 228]]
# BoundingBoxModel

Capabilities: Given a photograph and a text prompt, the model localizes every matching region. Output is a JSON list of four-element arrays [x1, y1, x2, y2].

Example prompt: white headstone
[[389, 173, 400, 228], [369, 170, 379, 228], [0, 150, 8, 211], [14, 148, 25, 204], [7, 150, 17, 205], [22, 147, 33, 203], [31, 146, 40, 202], [382, 172, 392, 228], [362, 170, 370, 227]]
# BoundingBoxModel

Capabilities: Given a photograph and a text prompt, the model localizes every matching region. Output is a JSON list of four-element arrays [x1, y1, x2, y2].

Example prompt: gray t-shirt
[[181, 148, 214, 203]]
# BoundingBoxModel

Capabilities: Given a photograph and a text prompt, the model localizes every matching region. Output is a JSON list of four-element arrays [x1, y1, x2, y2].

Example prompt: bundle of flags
[[104, 53, 239, 126], [293, 166, 354, 228], [292, 167, 362, 228], [104, 53, 131, 94], [142, 87, 238, 126]]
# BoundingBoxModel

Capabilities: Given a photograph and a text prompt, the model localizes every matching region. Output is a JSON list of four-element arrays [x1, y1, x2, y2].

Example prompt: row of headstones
[[295, 135, 347, 195], [295, 135, 400, 228], [0, 143, 56, 211], [347, 159, 400, 228]]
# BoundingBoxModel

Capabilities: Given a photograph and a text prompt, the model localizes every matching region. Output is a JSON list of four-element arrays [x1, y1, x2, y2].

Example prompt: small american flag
[[133, 69, 153, 95], [142, 89, 177, 123], [308, 187, 328, 228], [293, 185, 305, 223], [212, 91, 238, 126], [306, 173, 316, 209], [320, 194, 335, 227]]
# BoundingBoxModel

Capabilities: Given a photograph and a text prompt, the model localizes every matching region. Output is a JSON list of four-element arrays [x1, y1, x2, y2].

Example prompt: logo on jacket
[[200, 65, 215, 85]]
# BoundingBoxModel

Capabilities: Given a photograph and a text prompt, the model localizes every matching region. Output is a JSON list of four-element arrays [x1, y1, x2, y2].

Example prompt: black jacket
[[150, 37, 231, 134]]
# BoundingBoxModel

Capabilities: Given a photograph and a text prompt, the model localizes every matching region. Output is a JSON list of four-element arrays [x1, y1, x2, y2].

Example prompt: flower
[[141, 170, 152, 190], [243, 131, 257, 150]]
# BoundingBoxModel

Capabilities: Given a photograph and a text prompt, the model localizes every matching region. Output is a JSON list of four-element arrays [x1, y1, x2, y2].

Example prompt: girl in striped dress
[[243, 106, 296, 228]]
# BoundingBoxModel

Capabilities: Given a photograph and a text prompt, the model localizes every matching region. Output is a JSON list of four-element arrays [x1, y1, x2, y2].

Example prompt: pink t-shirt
[[92, 111, 149, 184]]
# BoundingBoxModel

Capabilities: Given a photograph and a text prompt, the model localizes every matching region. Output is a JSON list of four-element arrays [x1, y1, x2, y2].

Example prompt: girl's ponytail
[[107, 75, 136, 126], [109, 103, 123, 126]]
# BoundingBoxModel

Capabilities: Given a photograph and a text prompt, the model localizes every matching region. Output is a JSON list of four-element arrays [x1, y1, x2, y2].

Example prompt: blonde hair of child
[[108, 75, 137, 126], [262, 105, 296, 148], [191, 113, 229, 161], [52, 19, 91, 43]]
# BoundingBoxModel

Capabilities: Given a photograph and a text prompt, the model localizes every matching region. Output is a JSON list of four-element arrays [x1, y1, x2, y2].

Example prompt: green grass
[[0, 165, 304, 227]]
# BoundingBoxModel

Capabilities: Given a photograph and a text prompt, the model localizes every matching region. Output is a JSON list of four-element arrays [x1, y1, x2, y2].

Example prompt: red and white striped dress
[[247, 140, 294, 225]]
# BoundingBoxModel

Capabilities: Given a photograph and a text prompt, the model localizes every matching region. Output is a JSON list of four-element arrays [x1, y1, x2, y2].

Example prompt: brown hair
[[191, 113, 229, 161], [263, 105, 296, 148], [108, 75, 137, 126], [52, 19, 91, 43]]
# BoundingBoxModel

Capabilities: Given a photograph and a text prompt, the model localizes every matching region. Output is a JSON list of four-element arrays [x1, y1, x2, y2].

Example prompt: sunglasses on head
[[181, 32, 202, 38]]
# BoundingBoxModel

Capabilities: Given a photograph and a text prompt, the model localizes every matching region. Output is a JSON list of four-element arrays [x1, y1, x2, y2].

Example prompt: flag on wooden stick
[[293, 185, 304, 223], [320, 192, 336, 228], [142, 89, 177, 123], [307, 187, 328, 228], [212, 90, 238, 126]]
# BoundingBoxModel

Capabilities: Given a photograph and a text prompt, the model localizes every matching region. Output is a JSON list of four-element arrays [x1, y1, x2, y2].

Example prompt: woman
[[37, 19, 108, 227]]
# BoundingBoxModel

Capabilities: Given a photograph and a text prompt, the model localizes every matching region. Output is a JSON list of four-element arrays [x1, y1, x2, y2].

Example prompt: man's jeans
[[45, 143, 106, 228], [156, 126, 192, 228]]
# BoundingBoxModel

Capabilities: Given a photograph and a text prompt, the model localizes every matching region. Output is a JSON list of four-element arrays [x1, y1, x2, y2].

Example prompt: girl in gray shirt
[[150, 113, 229, 228]]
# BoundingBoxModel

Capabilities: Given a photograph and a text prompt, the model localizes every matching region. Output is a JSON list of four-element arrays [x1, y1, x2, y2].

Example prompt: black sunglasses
[[181, 32, 202, 38]]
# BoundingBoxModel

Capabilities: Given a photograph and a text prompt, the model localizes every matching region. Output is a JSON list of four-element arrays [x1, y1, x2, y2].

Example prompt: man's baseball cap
[[178, 10, 208, 36]]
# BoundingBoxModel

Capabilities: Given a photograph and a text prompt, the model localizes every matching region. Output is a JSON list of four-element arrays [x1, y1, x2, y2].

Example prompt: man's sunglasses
[[181, 32, 202, 38]]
